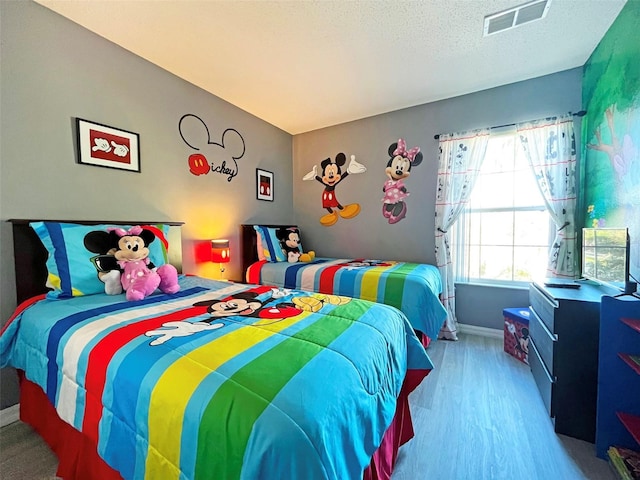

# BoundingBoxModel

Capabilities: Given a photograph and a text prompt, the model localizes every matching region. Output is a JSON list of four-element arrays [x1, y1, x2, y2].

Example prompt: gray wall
[[0, 0, 293, 408], [0, 0, 584, 409], [292, 68, 583, 329]]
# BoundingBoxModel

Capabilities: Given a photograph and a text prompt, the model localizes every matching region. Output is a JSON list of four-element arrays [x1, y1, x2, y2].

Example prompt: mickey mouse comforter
[[246, 258, 447, 341], [0, 276, 433, 480]]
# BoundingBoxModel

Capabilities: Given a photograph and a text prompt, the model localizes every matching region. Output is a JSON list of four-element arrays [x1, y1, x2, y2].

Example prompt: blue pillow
[[30, 222, 170, 299], [253, 225, 303, 262]]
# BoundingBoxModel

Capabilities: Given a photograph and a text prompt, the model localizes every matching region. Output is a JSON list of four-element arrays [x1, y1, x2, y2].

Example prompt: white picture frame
[[256, 168, 274, 201]]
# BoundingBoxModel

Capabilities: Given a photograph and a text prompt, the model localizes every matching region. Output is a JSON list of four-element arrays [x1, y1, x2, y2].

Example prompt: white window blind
[[452, 130, 552, 285]]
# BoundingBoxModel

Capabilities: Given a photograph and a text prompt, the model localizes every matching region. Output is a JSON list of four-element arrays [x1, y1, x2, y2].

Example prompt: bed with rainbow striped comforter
[[0, 275, 433, 480], [247, 258, 447, 341]]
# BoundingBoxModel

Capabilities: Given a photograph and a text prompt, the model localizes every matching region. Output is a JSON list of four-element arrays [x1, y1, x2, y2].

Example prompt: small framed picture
[[76, 118, 141, 172], [256, 168, 274, 201]]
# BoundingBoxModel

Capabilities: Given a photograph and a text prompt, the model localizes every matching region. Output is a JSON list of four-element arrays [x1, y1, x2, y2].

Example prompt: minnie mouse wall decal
[[178, 113, 245, 182], [382, 138, 423, 224]]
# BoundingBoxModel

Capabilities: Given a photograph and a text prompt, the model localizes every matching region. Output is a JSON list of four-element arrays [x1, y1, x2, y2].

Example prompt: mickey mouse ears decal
[[178, 114, 246, 182]]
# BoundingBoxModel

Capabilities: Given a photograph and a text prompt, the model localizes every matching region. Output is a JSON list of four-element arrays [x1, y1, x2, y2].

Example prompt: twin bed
[[241, 224, 447, 346], [1, 219, 439, 480]]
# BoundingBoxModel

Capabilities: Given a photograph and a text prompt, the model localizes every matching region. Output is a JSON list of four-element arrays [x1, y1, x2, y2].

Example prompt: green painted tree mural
[[582, 0, 640, 281]]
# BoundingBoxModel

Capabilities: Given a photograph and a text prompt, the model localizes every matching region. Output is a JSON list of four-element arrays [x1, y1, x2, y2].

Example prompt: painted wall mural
[[582, 1, 640, 282], [178, 114, 245, 182], [302, 153, 366, 227], [382, 138, 423, 224]]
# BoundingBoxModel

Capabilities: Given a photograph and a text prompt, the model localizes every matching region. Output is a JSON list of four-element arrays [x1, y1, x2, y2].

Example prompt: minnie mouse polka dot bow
[[393, 138, 420, 162], [108, 225, 143, 237]]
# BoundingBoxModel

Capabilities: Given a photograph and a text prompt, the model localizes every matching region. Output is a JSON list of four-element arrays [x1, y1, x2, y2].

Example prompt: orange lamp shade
[[211, 239, 231, 263]]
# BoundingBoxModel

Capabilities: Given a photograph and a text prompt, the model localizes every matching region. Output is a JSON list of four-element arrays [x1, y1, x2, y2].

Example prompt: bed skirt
[[18, 368, 428, 480]]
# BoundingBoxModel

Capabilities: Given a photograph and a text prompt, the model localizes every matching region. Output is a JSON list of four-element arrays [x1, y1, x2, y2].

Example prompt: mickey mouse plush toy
[[382, 138, 423, 224], [275, 226, 315, 263], [84, 230, 124, 295], [108, 226, 180, 301]]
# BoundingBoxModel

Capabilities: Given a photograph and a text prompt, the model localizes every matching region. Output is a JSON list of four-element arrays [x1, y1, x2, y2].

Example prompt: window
[[452, 130, 552, 285]]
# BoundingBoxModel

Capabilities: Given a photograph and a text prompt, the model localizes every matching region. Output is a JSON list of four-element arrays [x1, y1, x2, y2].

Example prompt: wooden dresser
[[528, 281, 618, 442]]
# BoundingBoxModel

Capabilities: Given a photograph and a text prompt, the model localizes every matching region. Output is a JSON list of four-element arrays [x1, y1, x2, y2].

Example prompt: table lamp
[[211, 239, 230, 278]]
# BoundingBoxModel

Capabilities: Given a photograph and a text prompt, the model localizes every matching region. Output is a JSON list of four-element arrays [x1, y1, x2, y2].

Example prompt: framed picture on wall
[[256, 168, 274, 201], [76, 118, 141, 172]]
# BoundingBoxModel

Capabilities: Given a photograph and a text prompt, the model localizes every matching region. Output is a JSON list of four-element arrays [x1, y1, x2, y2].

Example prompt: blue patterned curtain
[[435, 130, 490, 340], [517, 115, 578, 278]]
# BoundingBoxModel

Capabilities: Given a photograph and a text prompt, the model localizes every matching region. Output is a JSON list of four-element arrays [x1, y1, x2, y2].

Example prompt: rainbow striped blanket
[[1, 276, 433, 480], [247, 258, 447, 341]]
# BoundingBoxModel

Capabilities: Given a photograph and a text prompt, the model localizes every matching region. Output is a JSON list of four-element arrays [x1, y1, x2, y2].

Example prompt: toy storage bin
[[503, 307, 530, 365]]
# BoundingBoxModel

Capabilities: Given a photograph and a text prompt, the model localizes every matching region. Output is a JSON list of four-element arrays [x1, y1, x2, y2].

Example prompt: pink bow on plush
[[393, 138, 421, 162], [108, 225, 143, 237]]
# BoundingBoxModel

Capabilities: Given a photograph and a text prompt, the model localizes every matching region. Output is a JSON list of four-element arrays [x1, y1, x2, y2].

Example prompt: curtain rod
[[433, 110, 587, 140]]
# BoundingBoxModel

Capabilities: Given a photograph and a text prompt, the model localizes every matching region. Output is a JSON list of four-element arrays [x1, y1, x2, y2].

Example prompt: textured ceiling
[[35, 0, 626, 134]]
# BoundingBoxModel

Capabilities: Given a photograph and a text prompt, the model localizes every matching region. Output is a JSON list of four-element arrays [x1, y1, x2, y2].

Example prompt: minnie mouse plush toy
[[109, 226, 180, 301]]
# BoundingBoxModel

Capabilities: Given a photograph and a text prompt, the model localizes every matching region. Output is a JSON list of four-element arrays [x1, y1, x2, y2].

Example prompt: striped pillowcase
[[253, 225, 302, 262], [30, 222, 170, 299]]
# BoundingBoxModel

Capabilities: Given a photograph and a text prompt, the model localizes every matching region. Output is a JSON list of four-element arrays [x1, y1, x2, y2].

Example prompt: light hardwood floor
[[392, 334, 615, 480], [0, 334, 615, 479]]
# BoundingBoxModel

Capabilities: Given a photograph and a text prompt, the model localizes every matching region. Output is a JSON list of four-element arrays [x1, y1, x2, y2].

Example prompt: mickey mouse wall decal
[[382, 138, 423, 224], [303, 153, 367, 227], [178, 113, 245, 182]]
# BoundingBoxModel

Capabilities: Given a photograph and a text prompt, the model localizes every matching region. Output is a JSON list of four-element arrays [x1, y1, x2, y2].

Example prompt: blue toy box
[[503, 308, 530, 365]]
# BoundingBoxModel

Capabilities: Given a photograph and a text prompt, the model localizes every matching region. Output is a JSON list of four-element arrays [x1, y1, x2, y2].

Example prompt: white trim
[[458, 323, 503, 339], [0, 403, 20, 427]]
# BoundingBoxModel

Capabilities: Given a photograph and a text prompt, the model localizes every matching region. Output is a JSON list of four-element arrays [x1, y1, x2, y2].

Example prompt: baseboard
[[0, 403, 20, 427], [458, 323, 503, 339]]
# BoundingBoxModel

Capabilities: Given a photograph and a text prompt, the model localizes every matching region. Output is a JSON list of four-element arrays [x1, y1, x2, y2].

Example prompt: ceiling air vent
[[483, 0, 551, 36]]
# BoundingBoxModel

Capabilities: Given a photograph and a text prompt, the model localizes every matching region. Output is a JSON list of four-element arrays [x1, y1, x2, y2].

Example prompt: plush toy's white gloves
[[145, 321, 224, 346], [302, 164, 318, 181], [347, 155, 366, 174], [102, 270, 123, 295]]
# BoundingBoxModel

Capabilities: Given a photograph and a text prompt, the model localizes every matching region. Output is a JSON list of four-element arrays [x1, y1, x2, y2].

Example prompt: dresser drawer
[[529, 337, 555, 417], [529, 283, 557, 332], [529, 307, 557, 374]]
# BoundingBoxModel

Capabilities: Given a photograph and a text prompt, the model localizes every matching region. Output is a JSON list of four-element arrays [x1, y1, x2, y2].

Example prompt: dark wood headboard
[[240, 224, 298, 279], [241, 224, 258, 278], [8, 219, 184, 305]]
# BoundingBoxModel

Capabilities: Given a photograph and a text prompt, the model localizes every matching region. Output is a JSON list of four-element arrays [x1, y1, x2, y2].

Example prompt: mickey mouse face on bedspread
[[143, 288, 355, 346], [193, 292, 303, 324]]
